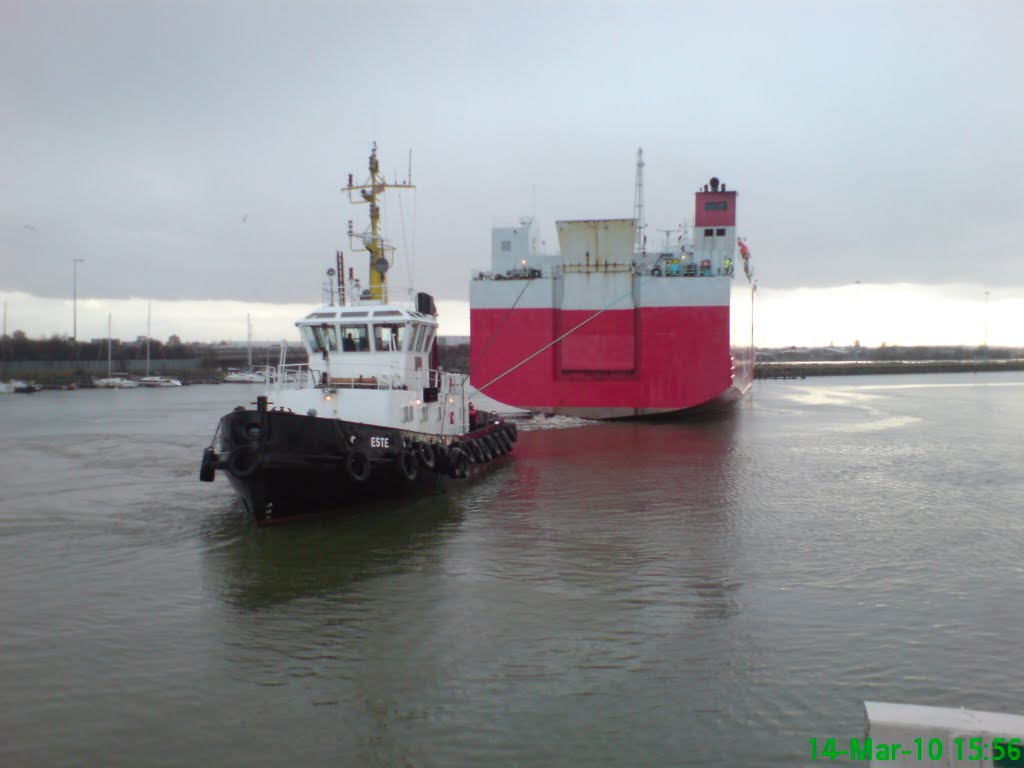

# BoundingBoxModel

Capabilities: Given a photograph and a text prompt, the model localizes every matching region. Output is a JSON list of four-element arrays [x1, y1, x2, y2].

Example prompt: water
[[2, 373, 1023, 767]]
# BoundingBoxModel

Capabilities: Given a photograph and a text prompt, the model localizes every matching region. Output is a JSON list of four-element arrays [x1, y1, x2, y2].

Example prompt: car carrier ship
[[470, 150, 755, 419]]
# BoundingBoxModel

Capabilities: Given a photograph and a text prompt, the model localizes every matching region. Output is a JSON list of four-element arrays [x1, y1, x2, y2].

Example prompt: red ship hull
[[470, 288, 754, 420]]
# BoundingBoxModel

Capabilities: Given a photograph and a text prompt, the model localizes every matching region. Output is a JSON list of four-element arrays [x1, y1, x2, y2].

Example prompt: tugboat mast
[[342, 142, 414, 303]]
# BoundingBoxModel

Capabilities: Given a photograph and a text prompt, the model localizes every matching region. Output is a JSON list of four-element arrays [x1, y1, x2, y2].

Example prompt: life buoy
[[397, 450, 418, 482], [416, 442, 436, 470], [346, 451, 371, 483], [228, 445, 260, 478]]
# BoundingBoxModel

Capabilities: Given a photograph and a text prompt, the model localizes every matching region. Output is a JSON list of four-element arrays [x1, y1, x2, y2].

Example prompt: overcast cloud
[[3, 0, 1023, 310]]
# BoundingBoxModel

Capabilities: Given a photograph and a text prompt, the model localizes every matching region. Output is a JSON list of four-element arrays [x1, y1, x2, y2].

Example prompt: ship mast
[[342, 142, 414, 303], [633, 147, 646, 256]]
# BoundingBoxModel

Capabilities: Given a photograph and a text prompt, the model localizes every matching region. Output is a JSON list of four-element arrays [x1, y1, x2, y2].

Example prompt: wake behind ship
[[470, 152, 754, 419]]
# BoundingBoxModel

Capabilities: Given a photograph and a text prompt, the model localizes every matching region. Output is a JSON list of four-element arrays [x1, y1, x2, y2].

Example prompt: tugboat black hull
[[201, 401, 517, 525]]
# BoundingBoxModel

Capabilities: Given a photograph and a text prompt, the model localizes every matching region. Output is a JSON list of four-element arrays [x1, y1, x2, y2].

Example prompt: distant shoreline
[[754, 359, 1024, 379]]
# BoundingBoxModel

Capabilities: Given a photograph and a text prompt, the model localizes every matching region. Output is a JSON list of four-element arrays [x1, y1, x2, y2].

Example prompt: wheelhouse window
[[704, 228, 714, 237], [409, 323, 424, 351], [421, 327, 435, 352], [374, 323, 407, 352], [716, 228, 726, 236], [339, 323, 370, 351], [304, 324, 338, 353]]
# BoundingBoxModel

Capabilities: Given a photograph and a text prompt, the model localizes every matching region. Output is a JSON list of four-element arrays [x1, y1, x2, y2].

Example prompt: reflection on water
[[496, 418, 744, 622], [2, 373, 1023, 767], [201, 495, 464, 610]]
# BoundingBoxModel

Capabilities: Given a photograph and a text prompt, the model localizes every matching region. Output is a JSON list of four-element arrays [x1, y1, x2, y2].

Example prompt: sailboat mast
[[146, 301, 151, 377], [107, 314, 112, 378], [247, 314, 252, 368]]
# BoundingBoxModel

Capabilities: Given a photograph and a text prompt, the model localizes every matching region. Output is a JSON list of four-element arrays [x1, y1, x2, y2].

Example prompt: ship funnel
[[417, 292, 437, 316]]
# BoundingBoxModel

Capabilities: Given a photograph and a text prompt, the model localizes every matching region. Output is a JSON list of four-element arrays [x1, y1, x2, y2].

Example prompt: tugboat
[[200, 144, 518, 525]]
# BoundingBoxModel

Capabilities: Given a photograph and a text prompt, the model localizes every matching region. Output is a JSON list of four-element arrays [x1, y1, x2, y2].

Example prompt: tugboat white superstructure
[[200, 144, 518, 524]]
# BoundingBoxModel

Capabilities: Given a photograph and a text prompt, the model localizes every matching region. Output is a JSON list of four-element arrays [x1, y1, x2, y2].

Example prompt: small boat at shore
[[200, 144, 517, 525], [94, 376, 139, 389], [94, 315, 140, 389], [2, 380, 43, 393], [139, 375, 182, 387], [223, 368, 269, 384], [138, 303, 182, 387]]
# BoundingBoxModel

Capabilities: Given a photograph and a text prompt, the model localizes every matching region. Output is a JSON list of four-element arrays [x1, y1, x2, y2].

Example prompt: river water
[[2, 372, 1023, 767]]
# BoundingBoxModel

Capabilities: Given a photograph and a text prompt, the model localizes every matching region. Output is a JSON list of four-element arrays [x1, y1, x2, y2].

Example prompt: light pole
[[854, 280, 863, 350], [72, 258, 84, 341], [984, 291, 990, 351]]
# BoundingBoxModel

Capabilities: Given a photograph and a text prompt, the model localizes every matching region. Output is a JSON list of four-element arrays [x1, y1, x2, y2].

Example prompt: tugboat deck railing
[[274, 362, 449, 392]]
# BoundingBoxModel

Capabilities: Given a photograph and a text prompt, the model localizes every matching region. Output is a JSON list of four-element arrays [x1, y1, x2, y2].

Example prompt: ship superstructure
[[470, 153, 754, 419]]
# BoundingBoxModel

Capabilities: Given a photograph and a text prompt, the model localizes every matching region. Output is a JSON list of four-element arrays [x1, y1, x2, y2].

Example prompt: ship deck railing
[[473, 259, 735, 281], [273, 362, 450, 393]]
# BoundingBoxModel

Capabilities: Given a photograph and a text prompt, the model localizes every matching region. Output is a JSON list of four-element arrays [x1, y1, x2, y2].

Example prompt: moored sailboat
[[94, 315, 139, 389], [139, 302, 182, 387]]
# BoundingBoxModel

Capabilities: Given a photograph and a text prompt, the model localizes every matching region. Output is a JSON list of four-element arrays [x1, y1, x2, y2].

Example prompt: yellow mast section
[[342, 143, 414, 303]]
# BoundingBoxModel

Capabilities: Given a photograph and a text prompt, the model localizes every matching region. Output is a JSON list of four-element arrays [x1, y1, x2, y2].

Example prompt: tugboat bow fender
[[227, 445, 261, 478], [199, 447, 218, 482]]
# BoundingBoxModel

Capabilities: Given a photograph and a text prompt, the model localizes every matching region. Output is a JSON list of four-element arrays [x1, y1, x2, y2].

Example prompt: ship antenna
[[633, 147, 646, 256], [342, 142, 415, 304]]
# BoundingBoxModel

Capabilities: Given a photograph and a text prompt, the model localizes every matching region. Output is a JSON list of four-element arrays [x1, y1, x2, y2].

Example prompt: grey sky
[[3, 0, 1023, 307]]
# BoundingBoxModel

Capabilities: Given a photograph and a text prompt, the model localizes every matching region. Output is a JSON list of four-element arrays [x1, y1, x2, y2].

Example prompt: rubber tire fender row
[[346, 451, 372, 483], [397, 449, 418, 482], [477, 438, 493, 462], [446, 447, 466, 479], [416, 442, 436, 470], [432, 442, 449, 474], [497, 429, 513, 453], [455, 451, 471, 478]]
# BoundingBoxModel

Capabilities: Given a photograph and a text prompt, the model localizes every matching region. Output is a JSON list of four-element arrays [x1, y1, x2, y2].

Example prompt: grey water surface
[[2, 372, 1022, 767]]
